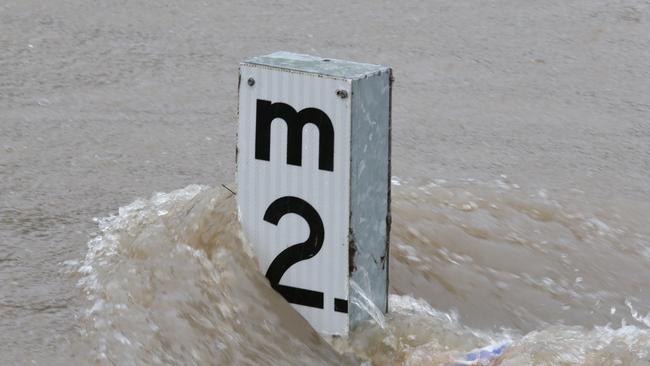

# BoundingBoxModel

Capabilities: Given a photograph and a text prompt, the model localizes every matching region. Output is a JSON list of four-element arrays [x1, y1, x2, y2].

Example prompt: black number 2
[[264, 196, 325, 309], [263, 196, 349, 313]]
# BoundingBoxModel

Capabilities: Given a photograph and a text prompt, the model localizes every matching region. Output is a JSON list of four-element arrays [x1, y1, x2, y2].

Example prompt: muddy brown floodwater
[[1, 0, 649, 364]]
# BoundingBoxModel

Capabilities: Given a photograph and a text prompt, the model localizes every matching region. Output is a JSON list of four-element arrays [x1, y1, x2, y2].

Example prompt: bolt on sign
[[237, 52, 391, 335]]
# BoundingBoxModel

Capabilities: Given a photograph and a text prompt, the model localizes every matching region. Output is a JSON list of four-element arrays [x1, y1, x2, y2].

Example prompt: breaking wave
[[76, 178, 650, 365]]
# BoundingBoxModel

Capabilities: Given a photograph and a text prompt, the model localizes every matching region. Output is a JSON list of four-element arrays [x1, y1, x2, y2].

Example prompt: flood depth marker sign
[[237, 52, 391, 335]]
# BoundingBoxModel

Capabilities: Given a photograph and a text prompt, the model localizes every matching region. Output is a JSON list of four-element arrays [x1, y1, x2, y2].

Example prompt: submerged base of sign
[[237, 52, 391, 335]]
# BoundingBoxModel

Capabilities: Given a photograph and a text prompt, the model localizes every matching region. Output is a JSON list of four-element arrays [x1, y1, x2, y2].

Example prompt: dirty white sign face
[[237, 52, 390, 336]]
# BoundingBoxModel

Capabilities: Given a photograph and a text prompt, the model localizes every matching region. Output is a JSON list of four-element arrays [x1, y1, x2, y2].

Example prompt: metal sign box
[[237, 52, 391, 335]]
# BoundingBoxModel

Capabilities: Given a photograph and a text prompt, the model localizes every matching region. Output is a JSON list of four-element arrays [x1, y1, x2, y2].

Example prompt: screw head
[[247, 77, 255, 86], [336, 89, 348, 99]]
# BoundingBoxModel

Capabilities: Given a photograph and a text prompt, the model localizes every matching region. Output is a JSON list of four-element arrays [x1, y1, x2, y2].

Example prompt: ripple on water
[[77, 180, 650, 365]]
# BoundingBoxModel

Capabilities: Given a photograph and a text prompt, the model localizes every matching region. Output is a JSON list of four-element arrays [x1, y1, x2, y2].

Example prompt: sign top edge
[[242, 51, 390, 80]]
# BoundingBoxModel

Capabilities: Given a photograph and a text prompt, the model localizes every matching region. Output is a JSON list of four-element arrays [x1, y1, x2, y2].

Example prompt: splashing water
[[77, 185, 352, 365], [76, 179, 650, 365]]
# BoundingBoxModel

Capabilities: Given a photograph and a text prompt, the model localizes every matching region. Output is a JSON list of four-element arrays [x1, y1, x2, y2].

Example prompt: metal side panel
[[349, 70, 392, 327]]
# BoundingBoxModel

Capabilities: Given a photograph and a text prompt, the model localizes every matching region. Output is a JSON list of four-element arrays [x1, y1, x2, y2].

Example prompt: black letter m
[[255, 99, 334, 172]]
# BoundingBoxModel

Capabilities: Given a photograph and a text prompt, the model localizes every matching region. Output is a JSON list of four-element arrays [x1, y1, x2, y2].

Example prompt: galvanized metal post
[[237, 52, 391, 335]]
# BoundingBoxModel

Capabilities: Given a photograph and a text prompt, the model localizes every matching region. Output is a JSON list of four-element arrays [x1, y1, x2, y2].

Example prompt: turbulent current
[[73, 179, 650, 365], [2, 0, 649, 364]]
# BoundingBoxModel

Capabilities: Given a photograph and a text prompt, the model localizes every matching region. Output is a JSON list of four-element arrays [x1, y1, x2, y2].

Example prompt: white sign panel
[[237, 52, 391, 335]]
